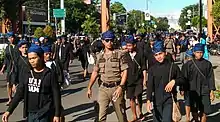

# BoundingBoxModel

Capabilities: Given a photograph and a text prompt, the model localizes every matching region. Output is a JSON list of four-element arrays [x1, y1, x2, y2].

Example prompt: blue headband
[[17, 40, 28, 48], [152, 41, 165, 54], [28, 45, 44, 54], [7, 32, 14, 38], [126, 35, 136, 44], [32, 38, 39, 43], [193, 43, 204, 52], [121, 41, 126, 46], [102, 30, 115, 40], [41, 46, 52, 53], [186, 49, 193, 57]]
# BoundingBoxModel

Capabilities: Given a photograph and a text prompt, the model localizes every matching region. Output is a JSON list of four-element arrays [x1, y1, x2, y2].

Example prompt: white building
[[153, 12, 181, 30]]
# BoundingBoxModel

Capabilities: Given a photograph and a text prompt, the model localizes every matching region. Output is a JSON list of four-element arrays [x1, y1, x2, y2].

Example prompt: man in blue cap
[[146, 41, 185, 122], [42, 46, 64, 86], [87, 30, 128, 122], [181, 43, 216, 122], [180, 49, 194, 122], [2, 45, 61, 122], [15, 40, 30, 85], [124, 35, 147, 121], [0, 32, 19, 106]]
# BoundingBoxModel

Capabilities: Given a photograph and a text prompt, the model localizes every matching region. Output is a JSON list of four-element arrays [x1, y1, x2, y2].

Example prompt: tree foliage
[[81, 15, 100, 38], [127, 10, 144, 33], [191, 16, 207, 28], [178, 4, 199, 30], [64, 0, 100, 33], [43, 25, 53, 38], [34, 27, 44, 38], [156, 17, 170, 31], [212, 0, 220, 26], [110, 2, 126, 14]]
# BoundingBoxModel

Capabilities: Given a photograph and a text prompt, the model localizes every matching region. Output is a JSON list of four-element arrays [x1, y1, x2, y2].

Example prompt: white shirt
[[129, 52, 136, 60]]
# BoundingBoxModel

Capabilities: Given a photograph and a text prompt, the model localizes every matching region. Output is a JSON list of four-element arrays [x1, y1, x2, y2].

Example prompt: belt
[[102, 81, 120, 88]]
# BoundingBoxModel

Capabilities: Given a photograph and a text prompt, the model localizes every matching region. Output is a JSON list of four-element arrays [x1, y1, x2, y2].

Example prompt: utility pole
[[60, 0, 65, 35], [101, 0, 110, 32], [207, 0, 213, 42], [199, 0, 203, 36], [48, 0, 50, 24]]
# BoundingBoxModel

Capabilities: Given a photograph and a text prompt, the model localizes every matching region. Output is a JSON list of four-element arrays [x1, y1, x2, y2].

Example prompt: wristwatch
[[119, 85, 125, 89]]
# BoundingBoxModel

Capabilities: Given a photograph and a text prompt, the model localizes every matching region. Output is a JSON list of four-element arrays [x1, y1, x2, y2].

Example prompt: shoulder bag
[[169, 63, 182, 122]]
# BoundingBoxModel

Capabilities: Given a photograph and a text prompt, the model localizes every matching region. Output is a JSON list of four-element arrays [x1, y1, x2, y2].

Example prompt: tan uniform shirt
[[94, 50, 128, 83]]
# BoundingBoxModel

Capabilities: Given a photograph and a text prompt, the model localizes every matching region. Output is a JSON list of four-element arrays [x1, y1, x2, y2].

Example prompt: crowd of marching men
[[0, 30, 216, 122]]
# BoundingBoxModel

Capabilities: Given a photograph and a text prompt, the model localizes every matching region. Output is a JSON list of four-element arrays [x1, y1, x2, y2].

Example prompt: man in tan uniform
[[87, 30, 128, 122]]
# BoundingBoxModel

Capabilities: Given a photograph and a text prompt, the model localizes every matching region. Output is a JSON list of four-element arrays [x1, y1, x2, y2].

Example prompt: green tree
[[34, 27, 44, 38], [191, 16, 207, 28], [43, 25, 53, 38], [110, 2, 126, 14], [212, 0, 220, 26], [81, 15, 100, 38], [127, 10, 144, 32], [109, 2, 126, 34], [156, 17, 170, 31], [178, 4, 199, 30], [65, 0, 100, 32]]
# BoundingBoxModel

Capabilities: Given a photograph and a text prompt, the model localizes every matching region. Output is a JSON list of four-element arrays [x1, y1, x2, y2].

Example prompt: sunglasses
[[105, 39, 113, 42]]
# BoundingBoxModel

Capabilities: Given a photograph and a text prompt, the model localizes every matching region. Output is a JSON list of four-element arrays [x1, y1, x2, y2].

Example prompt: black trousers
[[153, 102, 173, 122]]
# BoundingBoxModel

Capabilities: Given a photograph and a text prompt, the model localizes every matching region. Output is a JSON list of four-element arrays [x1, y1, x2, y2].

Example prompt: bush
[[43, 25, 53, 38], [0, 50, 5, 67], [34, 27, 44, 38]]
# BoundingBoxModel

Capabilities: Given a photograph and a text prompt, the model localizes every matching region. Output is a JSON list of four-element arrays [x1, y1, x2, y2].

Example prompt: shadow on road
[[213, 65, 219, 69], [0, 98, 8, 103], [61, 87, 86, 97], [69, 70, 82, 75], [0, 84, 7, 88], [69, 64, 81, 68], [65, 101, 115, 122], [16, 120, 26, 122], [0, 112, 4, 115], [64, 102, 95, 116]]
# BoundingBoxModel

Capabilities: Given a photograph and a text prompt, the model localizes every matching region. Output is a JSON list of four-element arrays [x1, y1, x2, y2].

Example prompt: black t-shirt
[[27, 71, 43, 112], [126, 51, 147, 86]]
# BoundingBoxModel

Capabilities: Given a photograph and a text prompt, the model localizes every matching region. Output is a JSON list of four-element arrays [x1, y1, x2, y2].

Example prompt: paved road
[[0, 56, 220, 122]]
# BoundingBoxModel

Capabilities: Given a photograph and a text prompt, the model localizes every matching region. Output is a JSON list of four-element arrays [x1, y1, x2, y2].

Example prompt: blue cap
[[102, 30, 115, 40], [193, 43, 204, 52], [41, 46, 52, 53], [32, 38, 39, 43], [28, 45, 44, 55], [125, 35, 136, 44], [121, 41, 126, 47], [44, 36, 48, 39], [17, 40, 28, 48], [186, 50, 193, 57], [152, 41, 165, 54], [7, 32, 14, 38]]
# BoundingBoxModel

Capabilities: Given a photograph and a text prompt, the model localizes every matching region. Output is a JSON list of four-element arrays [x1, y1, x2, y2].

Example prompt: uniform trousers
[[98, 85, 127, 122], [153, 102, 173, 122]]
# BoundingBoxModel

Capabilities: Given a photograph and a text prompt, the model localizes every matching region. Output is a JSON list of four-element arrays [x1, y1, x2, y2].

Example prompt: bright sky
[[111, 0, 200, 17]]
